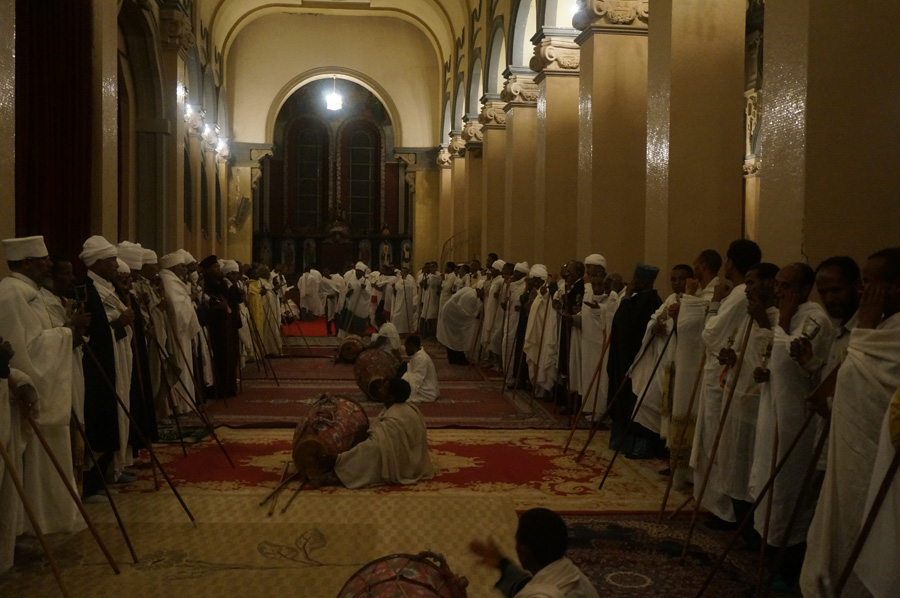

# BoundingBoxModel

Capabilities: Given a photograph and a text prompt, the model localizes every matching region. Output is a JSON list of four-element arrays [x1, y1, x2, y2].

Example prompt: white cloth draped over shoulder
[[334, 402, 434, 488], [501, 278, 528, 383], [801, 312, 900, 598], [391, 274, 418, 334], [481, 275, 503, 347], [421, 273, 442, 321], [514, 557, 600, 598], [159, 268, 201, 413], [576, 290, 620, 416], [524, 287, 559, 394], [403, 349, 440, 403], [297, 270, 323, 316], [630, 292, 680, 437], [437, 286, 480, 354], [750, 302, 831, 544]]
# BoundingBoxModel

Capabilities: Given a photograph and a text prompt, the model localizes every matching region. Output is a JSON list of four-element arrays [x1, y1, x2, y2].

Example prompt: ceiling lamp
[[325, 76, 342, 111]]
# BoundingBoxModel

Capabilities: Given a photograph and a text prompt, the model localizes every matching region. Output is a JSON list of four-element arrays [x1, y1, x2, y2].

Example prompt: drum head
[[337, 552, 469, 598]]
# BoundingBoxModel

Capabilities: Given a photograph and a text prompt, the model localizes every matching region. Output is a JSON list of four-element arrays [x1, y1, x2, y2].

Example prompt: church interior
[[1, 0, 900, 597]]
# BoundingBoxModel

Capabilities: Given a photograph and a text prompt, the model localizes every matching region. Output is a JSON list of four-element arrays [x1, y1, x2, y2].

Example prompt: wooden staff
[[680, 315, 754, 563], [149, 337, 189, 458], [262, 280, 290, 354], [340, 278, 367, 337], [69, 410, 138, 563], [658, 351, 707, 522], [281, 478, 310, 514], [246, 303, 279, 383], [597, 325, 677, 491], [18, 408, 120, 574], [259, 470, 304, 507], [268, 461, 291, 516], [499, 280, 516, 397], [563, 328, 611, 454], [757, 425, 779, 595], [82, 344, 195, 524], [0, 397, 71, 597]]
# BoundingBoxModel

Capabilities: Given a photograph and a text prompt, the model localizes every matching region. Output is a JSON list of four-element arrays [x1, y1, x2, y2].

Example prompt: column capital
[[479, 99, 508, 129], [530, 36, 581, 75], [501, 73, 539, 107], [160, 7, 195, 54], [436, 147, 452, 169], [185, 108, 205, 137], [461, 118, 484, 144], [573, 0, 649, 35], [448, 135, 466, 158]]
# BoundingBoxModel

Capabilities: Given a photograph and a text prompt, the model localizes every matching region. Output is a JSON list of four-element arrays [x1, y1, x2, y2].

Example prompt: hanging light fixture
[[325, 75, 343, 111]]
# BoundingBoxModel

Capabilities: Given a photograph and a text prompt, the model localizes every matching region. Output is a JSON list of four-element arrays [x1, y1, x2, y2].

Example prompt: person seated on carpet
[[316, 377, 434, 488], [368, 311, 402, 360], [469, 508, 599, 598], [398, 335, 439, 403]]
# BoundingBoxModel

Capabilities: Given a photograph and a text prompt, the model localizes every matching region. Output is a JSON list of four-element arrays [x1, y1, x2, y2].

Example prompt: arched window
[[286, 118, 328, 230], [339, 119, 382, 233]]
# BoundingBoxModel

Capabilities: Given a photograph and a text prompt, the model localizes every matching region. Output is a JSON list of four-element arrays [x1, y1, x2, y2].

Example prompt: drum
[[337, 334, 366, 363], [353, 348, 400, 400], [291, 394, 369, 479], [338, 551, 469, 598]]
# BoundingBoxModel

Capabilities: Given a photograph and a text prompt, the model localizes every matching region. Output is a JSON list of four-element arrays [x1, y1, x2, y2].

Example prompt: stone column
[[436, 147, 453, 262], [531, 32, 581, 269], [448, 134, 468, 261], [463, 116, 484, 262], [574, 0, 649, 271], [160, 6, 193, 252], [0, 0, 14, 277], [757, 0, 900, 266], [479, 95, 508, 260], [201, 128, 219, 257], [92, 0, 119, 240], [216, 140, 231, 257], [644, 0, 745, 273], [502, 69, 539, 263], [185, 108, 204, 254], [412, 168, 440, 271]]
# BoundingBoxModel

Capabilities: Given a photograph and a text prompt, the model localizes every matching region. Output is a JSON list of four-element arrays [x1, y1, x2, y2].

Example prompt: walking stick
[[259, 470, 304, 506], [70, 410, 138, 564], [659, 351, 707, 521], [150, 338, 188, 458], [18, 408, 120, 574], [82, 344, 195, 523], [499, 282, 515, 396], [757, 424, 779, 594], [268, 461, 291, 516], [597, 325, 676, 491], [0, 418, 72, 597], [340, 280, 367, 337], [834, 440, 900, 595], [681, 316, 754, 563], [563, 332, 607, 453], [281, 479, 310, 514]]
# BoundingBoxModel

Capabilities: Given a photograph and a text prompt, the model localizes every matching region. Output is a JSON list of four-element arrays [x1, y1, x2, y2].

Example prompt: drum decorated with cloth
[[353, 349, 400, 400], [338, 551, 469, 598], [337, 334, 366, 363], [291, 394, 369, 479]]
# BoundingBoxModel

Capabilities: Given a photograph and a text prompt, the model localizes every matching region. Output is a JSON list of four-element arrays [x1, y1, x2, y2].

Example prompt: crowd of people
[[2, 233, 899, 596]]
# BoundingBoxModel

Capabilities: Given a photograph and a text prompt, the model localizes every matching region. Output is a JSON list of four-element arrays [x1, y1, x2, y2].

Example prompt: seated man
[[470, 508, 599, 598], [400, 335, 439, 403], [320, 378, 434, 489], [369, 311, 402, 359]]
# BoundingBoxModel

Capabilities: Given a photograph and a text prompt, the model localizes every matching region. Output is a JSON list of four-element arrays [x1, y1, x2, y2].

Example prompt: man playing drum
[[316, 378, 434, 488]]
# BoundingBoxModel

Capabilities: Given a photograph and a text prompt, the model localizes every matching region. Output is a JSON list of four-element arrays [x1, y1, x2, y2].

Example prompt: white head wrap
[[491, 259, 506, 271], [355, 261, 367, 271], [142, 249, 158, 265], [529, 264, 548, 281], [222, 260, 239, 274], [584, 254, 608, 269], [79, 235, 117, 266], [514, 261, 530, 274], [179, 249, 196, 265], [117, 241, 144, 271], [159, 252, 182, 269], [117, 258, 131, 274], [2, 235, 48, 261]]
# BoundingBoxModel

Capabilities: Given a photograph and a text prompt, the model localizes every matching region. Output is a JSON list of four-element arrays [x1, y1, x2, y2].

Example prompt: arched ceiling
[[198, 0, 473, 79]]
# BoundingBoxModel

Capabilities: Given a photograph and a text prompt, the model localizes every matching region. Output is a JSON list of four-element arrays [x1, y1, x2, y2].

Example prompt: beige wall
[[226, 14, 441, 147], [412, 169, 440, 272], [91, 0, 119, 241], [0, 0, 13, 278]]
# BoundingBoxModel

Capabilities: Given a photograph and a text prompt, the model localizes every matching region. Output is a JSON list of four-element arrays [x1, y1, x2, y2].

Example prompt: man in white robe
[[801, 247, 900, 597], [297, 268, 323, 318], [470, 508, 599, 598], [481, 260, 506, 365], [420, 262, 442, 338], [330, 378, 433, 488], [391, 267, 418, 335], [693, 239, 762, 527], [438, 262, 458, 318], [369, 312, 402, 358], [437, 286, 481, 365], [523, 265, 559, 398], [135, 249, 172, 418], [0, 236, 86, 535], [501, 263, 529, 385], [259, 265, 284, 354], [568, 255, 606, 399], [402, 335, 439, 403], [338, 263, 372, 338], [159, 252, 201, 413]]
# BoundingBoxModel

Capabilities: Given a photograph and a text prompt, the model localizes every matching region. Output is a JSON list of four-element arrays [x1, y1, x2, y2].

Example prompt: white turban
[[492, 259, 506, 271], [355, 261, 367, 271], [222, 260, 239, 274], [529, 264, 548, 280], [142, 249, 158, 265], [117, 258, 131, 274], [179, 249, 196, 265], [117, 241, 144, 271], [514, 261, 530, 274], [79, 235, 117, 266], [2, 235, 48, 261], [159, 252, 182, 269], [584, 254, 607, 269]]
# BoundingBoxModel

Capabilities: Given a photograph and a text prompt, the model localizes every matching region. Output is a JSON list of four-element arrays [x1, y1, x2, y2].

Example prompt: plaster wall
[[0, 0, 13, 278]]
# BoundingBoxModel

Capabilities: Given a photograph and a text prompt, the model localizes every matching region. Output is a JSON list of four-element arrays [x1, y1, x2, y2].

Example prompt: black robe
[[81, 277, 121, 454], [123, 289, 158, 447]]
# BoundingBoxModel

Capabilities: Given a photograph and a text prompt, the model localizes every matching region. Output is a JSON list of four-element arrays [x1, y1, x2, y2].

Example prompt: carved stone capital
[[529, 37, 581, 74], [743, 158, 761, 176], [479, 101, 508, 128], [394, 153, 417, 166], [404, 172, 416, 192], [500, 74, 538, 106], [448, 135, 466, 158], [461, 121, 483, 144], [216, 138, 231, 163], [436, 147, 452, 169], [573, 0, 649, 32], [250, 148, 274, 162], [184, 109, 205, 137], [160, 8, 195, 53]]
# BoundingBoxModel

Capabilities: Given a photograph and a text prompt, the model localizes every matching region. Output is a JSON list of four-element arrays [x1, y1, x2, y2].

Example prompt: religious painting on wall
[[400, 239, 412, 269], [358, 239, 372, 269], [281, 239, 296, 273], [379, 241, 393, 267], [303, 238, 317, 271], [258, 238, 273, 267]]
